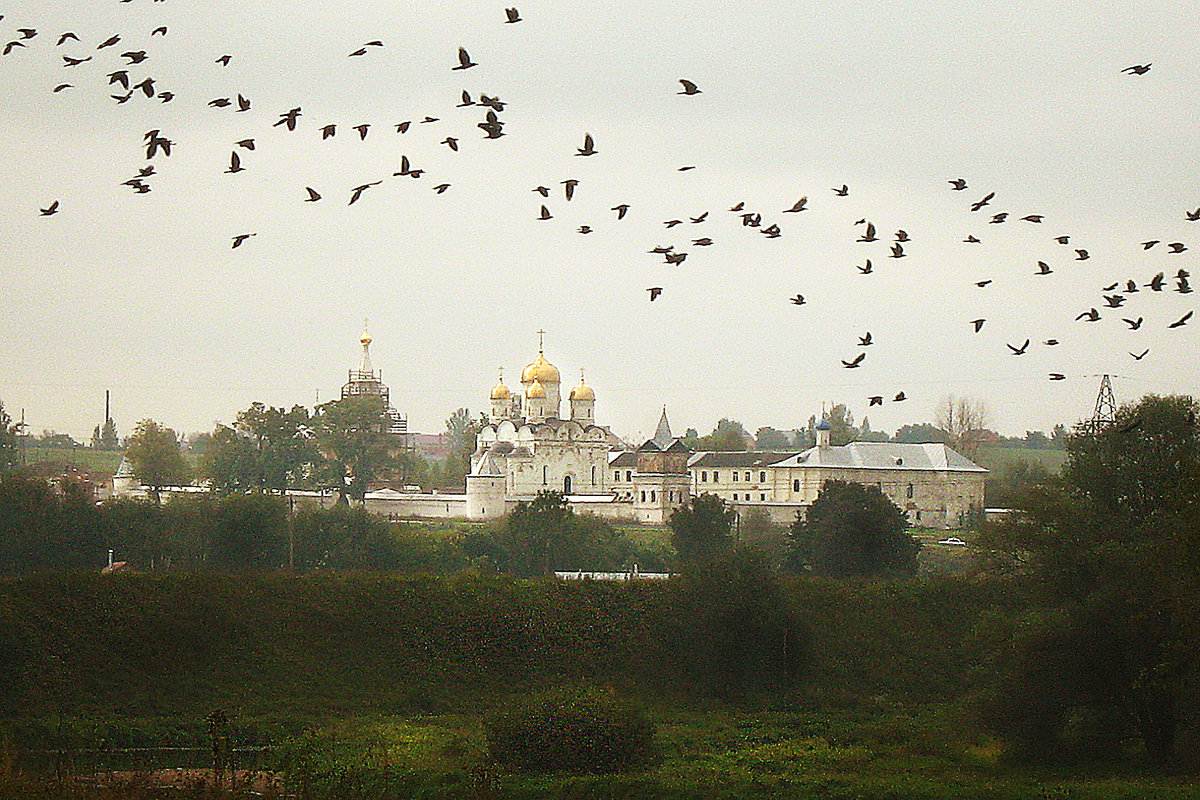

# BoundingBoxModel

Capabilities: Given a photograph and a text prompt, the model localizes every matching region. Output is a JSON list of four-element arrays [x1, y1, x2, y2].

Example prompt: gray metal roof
[[687, 451, 799, 469], [770, 442, 987, 473]]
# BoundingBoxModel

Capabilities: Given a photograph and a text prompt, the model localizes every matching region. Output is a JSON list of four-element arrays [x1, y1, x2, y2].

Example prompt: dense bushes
[[486, 687, 658, 774]]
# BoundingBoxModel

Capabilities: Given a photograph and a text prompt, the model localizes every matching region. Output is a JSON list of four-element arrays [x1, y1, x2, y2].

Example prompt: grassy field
[[21, 446, 124, 474], [974, 445, 1067, 474]]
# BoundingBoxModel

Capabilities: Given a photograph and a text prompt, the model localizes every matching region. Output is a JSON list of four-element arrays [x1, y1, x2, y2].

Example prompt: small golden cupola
[[526, 378, 547, 399], [569, 370, 596, 423]]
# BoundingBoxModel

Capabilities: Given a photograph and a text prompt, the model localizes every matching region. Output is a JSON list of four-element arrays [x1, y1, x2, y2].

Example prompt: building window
[[713, 471, 719, 482], [906, 483, 914, 499], [701, 471, 707, 482], [626, 470, 632, 481], [650, 490, 656, 502], [759, 471, 766, 482], [543, 466, 548, 484], [760, 493, 765, 501], [745, 471, 751, 481], [591, 466, 596, 484], [640, 490, 645, 502], [614, 471, 620, 481], [916, 510, 922, 521], [793, 478, 800, 492]]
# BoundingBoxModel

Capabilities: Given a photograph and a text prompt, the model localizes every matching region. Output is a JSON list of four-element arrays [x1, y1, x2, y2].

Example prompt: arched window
[[564, 475, 573, 494], [745, 471, 751, 481], [759, 471, 766, 482], [701, 471, 708, 482]]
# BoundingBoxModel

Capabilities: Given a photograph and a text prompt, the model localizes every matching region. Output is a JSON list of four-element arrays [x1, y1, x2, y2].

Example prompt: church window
[[906, 483, 914, 499], [759, 471, 766, 482], [564, 475, 573, 494], [760, 493, 765, 501], [614, 471, 620, 481], [793, 479, 800, 492], [732, 493, 738, 501], [640, 490, 645, 502], [712, 471, 719, 482], [591, 466, 596, 484]]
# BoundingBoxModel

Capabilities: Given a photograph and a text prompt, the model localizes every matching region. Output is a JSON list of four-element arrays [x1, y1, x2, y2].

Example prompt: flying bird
[[3, 41, 26, 55], [1168, 242, 1188, 253], [538, 205, 552, 220], [304, 187, 321, 202], [1021, 215, 1044, 223], [231, 233, 256, 248], [832, 185, 849, 196], [692, 238, 713, 246], [453, 46, 477, 70], [841, 353, 865, 368], [856, 222, 877, 242], [690, 211, 708, 223], [974, 279, 991, 287], [52, 83, 72, 92], [533, 186, 550, 197], [274, 107, 302, 130], [964, 235, 981, 243], [1075, 308, 1101, 322], [989, 212, 1008, 224], [1049, 373, 1066, 381], [868, 396, 883, 406], [1187, 208, 1200, 222], [858, 332, 873, 346], [949, 178, 967, 190], [858, 259, 873, 274], [665, 252, 688, 264], [578, 226, 592, 234], [1147, 272, 1165, 291], [889, 242, 905, 258], [790, 294, 806, 306], [151, 26, 167, 36], [1121, 63, 1151, 75], [970, 319, 986, 332], [1007, 339, 1030, 355], [505, 8, 522, 23], [320, 124, 336, 139], [353, 123, 370, 140], [562, 179, 578, 200], [611, 204, 629, 219], [121, 51, 148, 64], [1168, 311, 1193, 328], [1142, 240, 1159, 250], [395, 121, 411, 133], [97, 34, 121, 49], [208, 97, 232, 107], [677, 79, 701, 95], [894, 229, 909, 242], [970, 192, 995, 212], [1122, 317, 1143, 330], [1035, 261, 1052, 275], [1075, 249, 1090, 260], [216, 54, 232, 66], [1130, 349, 1149, 361], [1044, 339, 1060, 346], [678, 165, 696, 171], [648, 287, 663, 301], [236, 138, 255, 150], [56, 32, 79, 46], [236, 94, 250, 112], [441, 137, 459, 151], [1054, 236, 1070, 244], [783, 196, 808, 213], [433, 183, 451, 194], [39, 201, 59, 216], [62, 55, 91, 66], [893, 392, 907, 402], [225, 151, 244, 173], [348, 181, 382, 205], [576, 132, 597, 156]]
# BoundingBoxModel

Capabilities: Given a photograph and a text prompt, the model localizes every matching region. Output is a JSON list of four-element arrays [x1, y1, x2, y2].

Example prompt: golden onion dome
[[521, 352, 560, 385], [490, 380, 511, 400], [569, 379, 595, 401], [526, 378, 547, 399]]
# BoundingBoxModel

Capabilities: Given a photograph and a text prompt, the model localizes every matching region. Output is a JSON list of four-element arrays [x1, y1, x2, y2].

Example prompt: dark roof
[[637, 439, 662, 452], [664, 439, 691, 453], [609, 451, 638, 467], [687, 451, 798, 469]]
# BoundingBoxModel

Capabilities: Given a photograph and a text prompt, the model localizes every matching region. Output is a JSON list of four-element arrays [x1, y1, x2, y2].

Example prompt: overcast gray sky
[[2, 1, 1197, 443]]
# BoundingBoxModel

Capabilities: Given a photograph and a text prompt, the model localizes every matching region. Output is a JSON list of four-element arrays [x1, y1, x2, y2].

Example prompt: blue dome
[[815, 418, 832, 431]]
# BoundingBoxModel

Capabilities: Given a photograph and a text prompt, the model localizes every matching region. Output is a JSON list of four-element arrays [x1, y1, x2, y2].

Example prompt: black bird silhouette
[[159, 92, 174, 103], [649, 246, 673, 254], [479, 94, 506, 111], [1142, 240, 1159, 249], [1187, 208, 1200, 221], [274, 107, 301, 130], [1035, 261, 1052, 275], [664, 219, 683, 228], [441, 137, 459, 151], [395, 121, 411, 133], [39, 200, 59, 216], [832, 184, 849, 196], [889, 242, 905, 258], [893, 392, 907, 402], [453, 47, 476, 70], [3, 41, 26, 56], [225, 151, 244, 174], [320, 124, 336, 139], [1125, 280, 1139, 293], [62, 55, 91, 66], [108, 70, 130, 89], [842, 353, 865, 368], [970, 319, 985, 332], [729, 202, 744, 211], [97, 34, 120, 49], [1007, 339, 1030, 355], [533, 186, 550, 197], [964, 235, 981, 243], [690, 211, 708, 223], [1121, 63, 1151, 75], [538, 205, 552, 220], [1076, 308, 1101, 322], [989, 212, 1008, 224], [692, 238, 713, 246], [576, 132, 597, 156], [52, 83, 72, 92], [648, 287, 663, 301], [856, 222, 877, 242], [1021, 215, 1044, 223], [353, 124, 370, 140], [665, 252, 688, 264], [304, 187, 321, 202], [761, 224, 781, 238], [433, 183, 451, 194], [505, 8, 522, 23], [132, 77, 155, 97], [974, 279, 991, 287], [236, 94, 250, 112], [456, 90, 474, 107], [236, 139, 255, 150], [1122, 317, 1143, 330], [1044, 339, 1060, 346], [1049, 373, 1066, 381], [1102, 294, 1126, 308], [348, 181, 381, 205], [858, 260, 873, 274], [1168, 311, 1193, 328], [216, 54, 232, 66], [949, 178, 967, 190], [678, 165, 696, 171], [121, 51, 148, 64], [677, 79, 701, 95], [1168, 242, 1188, 253], [970, 192, 994, 212], [894, 229, 909, 242], [1054, 235, 1070, 244], [151, 26, 167, 36], [611, 204, 629, 219], [790, 294, 806, 306], [1130, 349, 1149, 360], [348, 47, 368, 57], [868, 396, 883, 407], [562, 179, 578, 200], [231, 233, 256, 248], [578, 226, 592, 234], [1147, 272, 1165, 291], [783, 196, 808, 213], [56, 32, 79, 46], [209, 97, 232, 107], [1075, 249, 1090, 260], [858, 332, 873, 346]]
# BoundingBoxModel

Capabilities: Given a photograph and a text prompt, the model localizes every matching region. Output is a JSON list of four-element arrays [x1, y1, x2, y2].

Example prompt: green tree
[[125, 419, 191, 504], [209, 493, 289, 570], [0, 401, 17, 471], [503, 489, 574, 576], [736, 507, 789, 569], [695, 418, 751, 451], [205, 403, 316, 493], [789, 480, 918, 576], [441, 407, 480, 489], [892, 422, 950, 444], [312, 396, 395, 503], [981, 395, 1200, 765], [754, 426, 793, 451], [202, 425, 259, 494], [668, 493, 737, 566]]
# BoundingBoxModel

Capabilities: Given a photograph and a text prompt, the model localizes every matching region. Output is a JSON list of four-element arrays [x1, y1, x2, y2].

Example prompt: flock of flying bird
[[6, 3, 1194, 415]]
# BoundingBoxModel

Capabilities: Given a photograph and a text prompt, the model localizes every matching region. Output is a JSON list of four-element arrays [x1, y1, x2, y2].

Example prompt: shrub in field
[[486, 687, 657, 774]]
